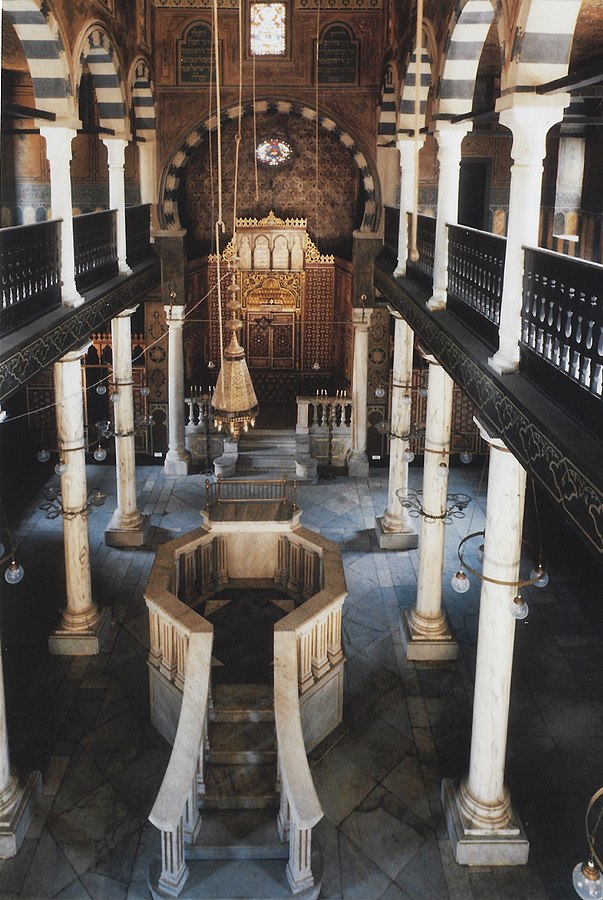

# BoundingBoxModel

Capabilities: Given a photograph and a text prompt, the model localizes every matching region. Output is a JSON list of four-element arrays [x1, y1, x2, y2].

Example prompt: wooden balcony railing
[[125, 203, 153, 268], [521, 246, 603, 437], [73, 209, 118, 292], [447, 224, 506, 347], [383, 206, 400, 265], [0, 220, 62, 335], [406, 214, 436, 291]]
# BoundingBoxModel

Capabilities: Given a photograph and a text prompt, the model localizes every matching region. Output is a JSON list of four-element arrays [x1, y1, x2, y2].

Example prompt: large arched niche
[[161, 99, 380, 259]]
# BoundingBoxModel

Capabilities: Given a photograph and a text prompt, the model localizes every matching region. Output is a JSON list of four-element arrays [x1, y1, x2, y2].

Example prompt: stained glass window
[[256, 138, 293, 166], [250, 2, 286, 56]]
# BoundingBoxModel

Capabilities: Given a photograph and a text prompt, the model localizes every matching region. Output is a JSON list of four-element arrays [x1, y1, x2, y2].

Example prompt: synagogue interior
[[0, 0, 602, 897]]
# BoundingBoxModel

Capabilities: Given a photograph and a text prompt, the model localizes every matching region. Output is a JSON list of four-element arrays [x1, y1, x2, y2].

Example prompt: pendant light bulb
[[460, 449, 473, 465], [511, 594, 529, 620], [5, 559, 24, 585], [94, 445, 107, 462], [437, 461, 448, 478], [37, 448, 51, 463], [451, 570, 470, 593], [96, 384, 107, 395], [403, 448, 415, 463], [140, 386, 150, 397], [573, 860, 603, 899], [54, 458, 68, 476], [530, 563, 549, 588]]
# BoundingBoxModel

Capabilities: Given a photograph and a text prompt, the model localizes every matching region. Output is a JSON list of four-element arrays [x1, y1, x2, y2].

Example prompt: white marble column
[[164, 304, 191, 476], [489, 96, 570, 374], [138, 138, 159, 234], [395, 137, 425, 277], [429, 124, 470, 310], [49, 347, 111, 655], [376, 312, 418, 549], [105, 308, 151, 547], [442, 425, 529, 865], [347, 309, 371, 477], [39, 126, 82, 306], [401, 358, 457, 660], [103, 137, 132, 275], [0, 639, 42, 858]]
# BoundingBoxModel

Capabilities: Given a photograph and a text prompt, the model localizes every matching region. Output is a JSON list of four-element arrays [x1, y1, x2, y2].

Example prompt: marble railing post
[[39, 126, 82, 306], [105, 307, 151, 547], [164, 304, 191, 476], [376, 311, 418, 549], [395, 137, 425, 277], [348, 309, 371, 477], [0, 639, 41, 857], [50, 346, 111, 655], [442, 424, 529, 865], [401, 357, 457, 660], [103, 138, 131, 275], [429, 124, 470, 310], [489, 96, 570, 374]]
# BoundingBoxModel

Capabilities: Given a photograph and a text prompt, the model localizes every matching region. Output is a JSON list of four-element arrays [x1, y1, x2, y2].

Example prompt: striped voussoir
[[508, 0, 582, 91], [436, 0, 494, 119], [377, 65, 397, 145], [161, 100, 378, 231], [132, 60, 156, 139], [3, 0, 72, 118], [81, 28, 127, 135], [397, 46, 431, 136]]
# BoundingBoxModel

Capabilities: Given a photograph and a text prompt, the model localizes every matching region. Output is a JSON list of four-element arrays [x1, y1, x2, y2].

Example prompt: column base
[[375, 516, 419, 550], [105, 513, 152, 548], [400, 608, 459, 661], [488, 351, 519, 375], [441, 778, 529, 866], [164, 450, 191, 476], [393, 263, 406, 278], [427, 291, 447, 311], [347, 451, 369, 477], [49, 606, 111, 656], [0, 771, 42, 859]]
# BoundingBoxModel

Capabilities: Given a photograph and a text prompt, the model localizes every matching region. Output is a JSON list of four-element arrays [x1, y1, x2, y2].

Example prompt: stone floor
[[0, 461, 601, 899]]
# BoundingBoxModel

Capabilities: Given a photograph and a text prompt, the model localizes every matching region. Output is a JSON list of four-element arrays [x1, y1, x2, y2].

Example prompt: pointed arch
[[435, 0, 498, 120], [505, 0, 582, 92], [2, 0, 74, 120], [159, 99, 380, 232], [74, 24, 129, 137]]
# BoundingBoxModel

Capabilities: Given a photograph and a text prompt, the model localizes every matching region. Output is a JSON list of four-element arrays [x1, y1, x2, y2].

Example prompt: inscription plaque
[[178, 24, 216, 83], [317, 25, 358, 84]]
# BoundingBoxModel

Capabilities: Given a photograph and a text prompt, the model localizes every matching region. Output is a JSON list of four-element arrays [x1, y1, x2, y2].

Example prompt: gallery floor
[[0, 461, 600, 899]]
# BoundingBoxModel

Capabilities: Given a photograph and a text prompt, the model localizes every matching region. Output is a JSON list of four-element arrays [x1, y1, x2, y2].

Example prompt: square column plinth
[[105, 513, 152, 548], [375, 517, 419, 550], [49, 607, 112, 656], [441, 779, 529, 866], [0, 772, 42, 858], [400, 609, 459, 661]]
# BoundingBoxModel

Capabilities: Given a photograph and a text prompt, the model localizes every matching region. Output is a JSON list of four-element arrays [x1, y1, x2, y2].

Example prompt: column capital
[[352, 309, 372, 327], [115, 306, 139, 319], [57, 341, 92, 365], [396, 136, 425, 159], [102, 136, 130, 162], [496, 94, 570, 163], [39, 125, 78, 161], [164, 304, 187, 324], [473, 417, 510, 451]]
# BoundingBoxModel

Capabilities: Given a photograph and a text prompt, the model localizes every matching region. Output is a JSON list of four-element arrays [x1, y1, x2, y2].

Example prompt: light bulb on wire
[[94, 445, 107, 462], [5, 559, 24, 584], [96, 384, 107, 395], [451, 570, 470, 593], [403, 448, 415, 463], [37, 448, 51, 463], [54, 458, 67, 476], [460, 449, 473, 465], [530, 563, 549, 588], [573, 860, 603, 899], [511, 594, 529, 620]]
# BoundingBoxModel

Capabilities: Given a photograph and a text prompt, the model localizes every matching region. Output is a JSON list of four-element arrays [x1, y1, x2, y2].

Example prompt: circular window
[[256, 138, 293, 167]]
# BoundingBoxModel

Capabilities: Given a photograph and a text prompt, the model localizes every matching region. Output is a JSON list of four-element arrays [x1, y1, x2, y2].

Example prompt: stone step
[[208, 720, 276, 766], [236, 454, 296, 472], [187, 809, 287, 861], [202, 763, 278, 810], [211, 683, 274, 724], [149, 853, 323, 899]]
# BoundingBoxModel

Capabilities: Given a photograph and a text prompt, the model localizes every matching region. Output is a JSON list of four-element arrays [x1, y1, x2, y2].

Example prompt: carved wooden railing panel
[[205, 475, 296, 513], [73, 210, 118, 292], [0, 220, 62, 334], [406, 214, 436, 290], [521, 246, 603, 437], [125, 204, 153, 268], [447, 224, 506, 345]]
